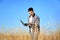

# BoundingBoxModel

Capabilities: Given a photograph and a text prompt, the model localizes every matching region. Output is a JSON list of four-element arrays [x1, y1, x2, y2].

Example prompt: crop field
[[0, 32, 60, 40]]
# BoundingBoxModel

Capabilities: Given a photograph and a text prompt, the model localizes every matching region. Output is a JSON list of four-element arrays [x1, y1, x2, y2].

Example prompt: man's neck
[[33, 13, 35, 17], [31, 13, 35, 17]]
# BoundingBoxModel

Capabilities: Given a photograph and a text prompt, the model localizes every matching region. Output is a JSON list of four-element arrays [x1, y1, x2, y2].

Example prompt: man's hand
[[20, 20, 34, 27], [28, 22, 34, 26], [24, 23, 32, 26]]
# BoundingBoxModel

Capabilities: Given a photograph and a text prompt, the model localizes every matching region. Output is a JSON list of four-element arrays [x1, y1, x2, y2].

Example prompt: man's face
[[28, 11, 34, 16]]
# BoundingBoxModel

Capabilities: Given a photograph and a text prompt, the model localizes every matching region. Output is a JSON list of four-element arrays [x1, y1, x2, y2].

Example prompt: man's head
[[28, 7, 34, 16]]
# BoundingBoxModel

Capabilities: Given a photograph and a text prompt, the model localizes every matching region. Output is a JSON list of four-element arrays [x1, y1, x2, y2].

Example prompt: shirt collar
[[30, 13, 35, 17]]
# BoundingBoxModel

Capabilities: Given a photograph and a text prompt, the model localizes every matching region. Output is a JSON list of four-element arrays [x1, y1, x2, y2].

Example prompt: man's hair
[[28, 7, 33, 11]]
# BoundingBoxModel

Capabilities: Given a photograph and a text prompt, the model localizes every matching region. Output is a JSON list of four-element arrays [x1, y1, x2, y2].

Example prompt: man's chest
[[29, 16, 36, 23]]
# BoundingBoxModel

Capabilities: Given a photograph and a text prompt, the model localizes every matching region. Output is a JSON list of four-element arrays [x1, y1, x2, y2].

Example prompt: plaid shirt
[[28, 14, 40, 33]]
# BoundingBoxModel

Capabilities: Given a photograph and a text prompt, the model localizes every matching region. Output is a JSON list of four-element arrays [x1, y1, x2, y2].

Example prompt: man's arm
[[35, 16, 40, 32], [35, 16, 40, 26]]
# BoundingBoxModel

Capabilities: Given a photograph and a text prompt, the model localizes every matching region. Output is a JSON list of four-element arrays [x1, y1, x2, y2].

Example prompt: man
[[27, 7, 40, 40], [20, 7, 40, 40]]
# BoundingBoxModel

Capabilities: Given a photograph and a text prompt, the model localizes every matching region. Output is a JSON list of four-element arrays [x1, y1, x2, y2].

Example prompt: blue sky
[[0, 0, 60, 33]]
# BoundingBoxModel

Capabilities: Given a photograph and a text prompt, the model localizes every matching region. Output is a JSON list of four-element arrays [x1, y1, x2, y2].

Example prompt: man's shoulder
[[35, 14, 40, 19]]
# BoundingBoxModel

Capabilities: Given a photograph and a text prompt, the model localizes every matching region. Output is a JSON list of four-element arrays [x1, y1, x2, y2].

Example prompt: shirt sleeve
[[35, 16, 40, 26]]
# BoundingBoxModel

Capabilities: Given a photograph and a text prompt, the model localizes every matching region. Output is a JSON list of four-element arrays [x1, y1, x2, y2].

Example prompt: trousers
[[29, 25, 40, 40]]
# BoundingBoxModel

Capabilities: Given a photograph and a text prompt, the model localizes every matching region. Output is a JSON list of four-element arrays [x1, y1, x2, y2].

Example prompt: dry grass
[[0, 26, 60, 40], [0, 32, 60, 40]]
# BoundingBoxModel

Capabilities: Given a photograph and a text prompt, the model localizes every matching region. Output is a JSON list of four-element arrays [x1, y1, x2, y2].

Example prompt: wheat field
[[0, 32, 60, 40], [0, 26, 60, 40]]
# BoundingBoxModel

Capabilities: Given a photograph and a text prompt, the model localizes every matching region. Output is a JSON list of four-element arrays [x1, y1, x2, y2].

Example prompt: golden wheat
[[0, 32, 60, 40]]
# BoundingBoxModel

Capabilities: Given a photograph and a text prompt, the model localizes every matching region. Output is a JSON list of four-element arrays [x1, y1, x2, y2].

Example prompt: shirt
[[28, 14, 40, 26], [28, 14, 40, 32]]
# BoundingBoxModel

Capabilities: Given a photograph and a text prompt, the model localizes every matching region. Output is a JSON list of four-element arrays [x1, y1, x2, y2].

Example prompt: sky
[[0, 0, 60, 34]]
